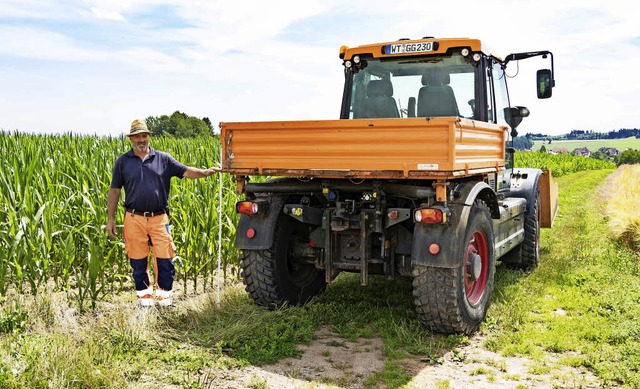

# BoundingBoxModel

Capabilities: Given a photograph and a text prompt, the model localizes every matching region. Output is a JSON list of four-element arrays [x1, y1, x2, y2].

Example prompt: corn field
[[0, 132, 240, 309], [514, 151, 616, 176]]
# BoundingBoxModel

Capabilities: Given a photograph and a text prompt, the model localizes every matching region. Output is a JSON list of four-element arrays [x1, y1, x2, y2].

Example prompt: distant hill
[[527, 128, 640, 141], [531, 137, 640, 152]]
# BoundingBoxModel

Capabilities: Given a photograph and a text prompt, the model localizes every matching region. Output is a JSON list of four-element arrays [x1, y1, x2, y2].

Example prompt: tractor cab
[[339, 37, 553, 126]]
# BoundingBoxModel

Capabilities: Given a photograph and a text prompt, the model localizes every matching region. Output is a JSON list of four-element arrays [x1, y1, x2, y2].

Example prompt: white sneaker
[[154, 289, 173, 307], [137, 288, 154, 308]]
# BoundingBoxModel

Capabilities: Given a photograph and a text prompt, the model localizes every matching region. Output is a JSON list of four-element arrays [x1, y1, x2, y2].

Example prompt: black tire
[[503, 189, 540, 271], [241, 214, 326, 308], [412, 200, 496, 335]]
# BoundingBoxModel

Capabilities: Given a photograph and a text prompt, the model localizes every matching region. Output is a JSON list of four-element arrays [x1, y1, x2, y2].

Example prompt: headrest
[[421, 70, 450, 86], [366, 79, 393, 97]]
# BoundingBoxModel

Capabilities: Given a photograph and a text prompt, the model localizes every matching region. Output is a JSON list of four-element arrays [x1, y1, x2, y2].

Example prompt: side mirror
[[537, 69, 553, 99], [503, 106, 530, 133]]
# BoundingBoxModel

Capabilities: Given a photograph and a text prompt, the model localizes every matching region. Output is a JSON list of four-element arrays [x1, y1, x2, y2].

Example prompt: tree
[[591, 150, 607, 161], [617, 149, 640, 166], [145, 111, 214, 138], [512, 136, 533, 150], [540, 145, 547, 153], [202, 117, 213, 131]]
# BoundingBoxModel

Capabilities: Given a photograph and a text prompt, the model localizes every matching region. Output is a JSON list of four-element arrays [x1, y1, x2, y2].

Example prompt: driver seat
[[362, 79, 400, 118], [417, 70, 459, 117]]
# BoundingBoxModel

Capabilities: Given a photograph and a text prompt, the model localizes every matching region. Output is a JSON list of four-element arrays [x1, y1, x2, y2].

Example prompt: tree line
[[145, 111, 215, 138], [526, 128, 640, 142]]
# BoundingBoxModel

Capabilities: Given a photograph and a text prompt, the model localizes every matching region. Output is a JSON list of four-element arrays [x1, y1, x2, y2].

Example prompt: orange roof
[[341, 37, 503, 61]]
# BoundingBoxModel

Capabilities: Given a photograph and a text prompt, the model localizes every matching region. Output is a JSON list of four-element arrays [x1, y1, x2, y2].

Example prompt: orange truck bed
[[220, 117, 507, 180]]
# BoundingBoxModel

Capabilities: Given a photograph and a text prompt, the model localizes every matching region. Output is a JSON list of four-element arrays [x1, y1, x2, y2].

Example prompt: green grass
[[531, 136, 640, 152], [486, 168, 640, 387]]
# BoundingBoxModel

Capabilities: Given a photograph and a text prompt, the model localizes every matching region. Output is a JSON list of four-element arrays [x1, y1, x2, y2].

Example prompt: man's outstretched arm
[[182, 166, 220, 179]]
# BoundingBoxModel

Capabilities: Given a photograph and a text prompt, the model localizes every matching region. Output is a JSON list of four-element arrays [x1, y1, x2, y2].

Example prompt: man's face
[[129, 133, 150, 152]]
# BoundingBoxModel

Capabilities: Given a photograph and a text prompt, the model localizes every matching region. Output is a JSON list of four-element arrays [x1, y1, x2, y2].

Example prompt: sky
[[1, 0, 639, 137]]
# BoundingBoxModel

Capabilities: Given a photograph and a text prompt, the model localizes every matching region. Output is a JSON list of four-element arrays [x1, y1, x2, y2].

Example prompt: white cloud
[[90, 7, 126, 21]]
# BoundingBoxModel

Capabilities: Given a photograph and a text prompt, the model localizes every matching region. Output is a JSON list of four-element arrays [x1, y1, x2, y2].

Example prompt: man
[[107, 119, 218, 307]]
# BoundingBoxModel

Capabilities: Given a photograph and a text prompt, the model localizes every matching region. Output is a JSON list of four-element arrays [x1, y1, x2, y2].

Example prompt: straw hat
[[128, 119, 150, 136]]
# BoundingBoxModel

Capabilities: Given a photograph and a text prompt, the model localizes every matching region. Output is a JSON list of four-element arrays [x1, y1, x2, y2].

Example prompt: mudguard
[[506, 168, 543, 217], [235, 195, 286, 250], [411, 180, 499, 268], [538, 170, 559, 228], [411, 219, 463, 268]]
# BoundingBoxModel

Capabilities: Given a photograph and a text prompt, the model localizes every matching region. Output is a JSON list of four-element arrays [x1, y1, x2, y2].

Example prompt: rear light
[[414, 208, 444, 224], [429, 243, 440, 255], [236, 200, 267, 215]]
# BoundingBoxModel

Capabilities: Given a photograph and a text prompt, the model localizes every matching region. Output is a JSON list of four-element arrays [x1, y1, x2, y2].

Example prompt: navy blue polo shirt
[[111, 147, 188, 212]]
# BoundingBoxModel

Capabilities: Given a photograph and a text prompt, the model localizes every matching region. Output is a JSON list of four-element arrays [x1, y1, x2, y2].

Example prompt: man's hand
[[202, 167, 221, 177], [184, 166, 221, 179], [107, 187, 121, 238], [107, 219, 118, 238]]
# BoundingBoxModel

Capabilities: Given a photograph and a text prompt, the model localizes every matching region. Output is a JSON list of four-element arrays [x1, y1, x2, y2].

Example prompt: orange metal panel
[[220, 118, 506, 180]]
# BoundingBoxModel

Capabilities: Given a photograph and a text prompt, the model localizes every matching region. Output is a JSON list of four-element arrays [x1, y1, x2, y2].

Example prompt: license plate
[[385, 42, 433, 55]]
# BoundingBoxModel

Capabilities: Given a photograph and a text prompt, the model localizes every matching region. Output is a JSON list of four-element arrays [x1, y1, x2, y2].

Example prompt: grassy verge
[[486, 168, 640, 387], [600, 164, 640, 251], [0, 291, 245, 388]]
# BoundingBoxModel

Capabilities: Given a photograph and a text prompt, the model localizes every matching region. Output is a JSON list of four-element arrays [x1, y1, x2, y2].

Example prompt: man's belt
[[126, 208, 166, 217]]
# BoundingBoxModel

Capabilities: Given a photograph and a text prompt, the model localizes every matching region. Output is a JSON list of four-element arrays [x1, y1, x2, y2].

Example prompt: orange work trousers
[[123, 212, 176, 290]]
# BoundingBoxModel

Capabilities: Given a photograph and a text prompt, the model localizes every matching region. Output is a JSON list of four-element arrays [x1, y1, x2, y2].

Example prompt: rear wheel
[[241, 214, 326, 308], [503, 189, 540, 271], [412, 200, 496, 335]]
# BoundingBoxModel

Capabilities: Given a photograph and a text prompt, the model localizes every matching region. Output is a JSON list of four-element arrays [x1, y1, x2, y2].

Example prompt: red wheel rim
[[465, 230, 489, 305]]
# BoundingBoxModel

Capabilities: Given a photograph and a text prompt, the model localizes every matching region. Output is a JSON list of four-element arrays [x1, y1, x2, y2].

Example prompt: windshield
[[345, 52, 477, 120]]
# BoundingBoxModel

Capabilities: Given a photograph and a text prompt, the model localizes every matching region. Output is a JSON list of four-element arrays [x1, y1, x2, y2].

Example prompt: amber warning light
[[236, 201, 267, 215]]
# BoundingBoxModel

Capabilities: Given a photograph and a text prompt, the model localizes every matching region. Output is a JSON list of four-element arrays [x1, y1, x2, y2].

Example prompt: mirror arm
[[548, 52, 555, 87], [504, 50, 555, 87]]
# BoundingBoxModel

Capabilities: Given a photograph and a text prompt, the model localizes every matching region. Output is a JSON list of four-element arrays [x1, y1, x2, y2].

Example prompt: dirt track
[[201, 326, 601, 389]]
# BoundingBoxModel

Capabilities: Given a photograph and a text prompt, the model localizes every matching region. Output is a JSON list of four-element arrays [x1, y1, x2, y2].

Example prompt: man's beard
[[134, 142, 148, 152]]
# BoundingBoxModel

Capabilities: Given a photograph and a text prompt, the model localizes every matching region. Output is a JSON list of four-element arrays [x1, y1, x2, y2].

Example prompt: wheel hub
[[467, 252, 482, 281]]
